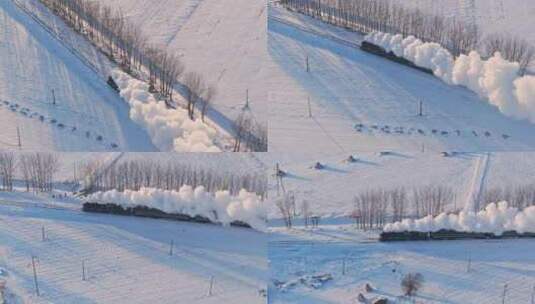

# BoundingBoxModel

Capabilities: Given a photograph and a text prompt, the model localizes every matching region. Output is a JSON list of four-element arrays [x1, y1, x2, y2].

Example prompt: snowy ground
[[0, 0, 156, 152], [267, 3, 535, 158], [0, 151, 268, 302], [0, 196, 266, 304], [1, 0, 260, 151], [269, 225, 535, 304], [93, 0, 269, 126], [266, 151, 535, 220]]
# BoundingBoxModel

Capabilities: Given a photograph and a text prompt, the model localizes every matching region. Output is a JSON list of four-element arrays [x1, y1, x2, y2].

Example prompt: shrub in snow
[[314, 162, 324, 170], [112, 70, 220, 152], [384, 202, 535, 235], [401, 273, 424, 297], [88, 186, 266, 230], [365, 32, 535, 124]]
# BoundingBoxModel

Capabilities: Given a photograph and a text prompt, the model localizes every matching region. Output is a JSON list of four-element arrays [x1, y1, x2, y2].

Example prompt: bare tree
[[82, 158, 266, 197], [200, 86, 216, 122], [390, 187, 407, 223], [276, 192, 295, 228], [401, 273, 424, 297], [19, 154, 32, 192], [183, 72, 204, 120], [301, 199, 310, 228], [281, 0, 484, 56], [18, 153, 59, 192], [0, 152, 16, 191], [233, 110, 252, 152], [484, 33, 535, 75]]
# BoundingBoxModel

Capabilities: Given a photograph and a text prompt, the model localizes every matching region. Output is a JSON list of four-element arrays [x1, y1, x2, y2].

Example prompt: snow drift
[[365, 32, 535, 123], [111, 70, 221, 152], [88, 186, 266, 230], [384, 202, 535, 235]]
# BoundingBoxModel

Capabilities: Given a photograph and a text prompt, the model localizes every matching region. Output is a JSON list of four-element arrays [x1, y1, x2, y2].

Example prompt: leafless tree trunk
[[484, 34, 535, 75], [276, 192, 295, 228], [0, 152, 16, 192]]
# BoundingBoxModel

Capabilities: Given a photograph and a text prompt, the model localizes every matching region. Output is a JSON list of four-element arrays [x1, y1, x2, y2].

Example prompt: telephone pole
[[307, 96, 312, 118], [17, 126, 22, 149], [31, 256, 40, 296], [244, 89, 250, 110]]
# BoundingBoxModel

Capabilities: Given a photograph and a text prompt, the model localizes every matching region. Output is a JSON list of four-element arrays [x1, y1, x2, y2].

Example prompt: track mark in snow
[[464, 152, 491, 212]]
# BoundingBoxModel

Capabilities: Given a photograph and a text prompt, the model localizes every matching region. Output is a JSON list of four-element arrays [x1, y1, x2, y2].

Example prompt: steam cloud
[[89, 186, 266, 230], [365, 32, 535, 123], [112, 70, 221, 152]]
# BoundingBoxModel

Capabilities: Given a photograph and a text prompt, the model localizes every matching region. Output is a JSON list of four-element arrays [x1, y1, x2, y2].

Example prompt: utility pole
[[41, 226, 46, 241], [31, 256, 40, 296], [306, 56, 310, 73], [307, 96, 312, 118], [244, 89, 250, 110], [466, 252, 471, 273], [17, 126, 21, 149], [418, 100, 423, 117], [82, 260, 86, 281], [502, 283, 508, 304], [52, 89, 56, 106], [169, 240, 174, 256], [208, 276, 215, 296]]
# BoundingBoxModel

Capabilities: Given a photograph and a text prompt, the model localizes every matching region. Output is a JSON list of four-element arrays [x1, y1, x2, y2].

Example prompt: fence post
[[467, 252, 471, 273], [502, 283, 508, 304], [31, 256, 39, 296], [16, 126, 22, 149], [82, 260, 86, 281], [208, 276, 215, 296], [307, 96, 312, 118]]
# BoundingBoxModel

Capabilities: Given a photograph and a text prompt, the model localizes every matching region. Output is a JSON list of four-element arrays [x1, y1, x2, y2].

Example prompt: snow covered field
[[267, 151, 535, 220], [0, 0, 156, 152], [0, 0, 265, 151], [269, 225, 535, 304], [267, 3, 535, 158], [0, 203, 266, 304], [92, 0, 269, 125], [0, 152, 267, 303]]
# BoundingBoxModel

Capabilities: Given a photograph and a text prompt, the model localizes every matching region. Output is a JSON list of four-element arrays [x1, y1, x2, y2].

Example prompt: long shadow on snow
[[268, 19, 535, 151], [0, 222, 98, 303], [0, 0, 157, 151], [0, 205, 266, 290]]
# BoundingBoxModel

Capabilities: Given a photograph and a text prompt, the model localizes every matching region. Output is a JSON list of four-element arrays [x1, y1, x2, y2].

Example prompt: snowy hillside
[[0, 203, 266, 304], [94, 0, 269, 125], [269, 226, 535, 304], [0, 152, 268, 303], [267, 3, 535, 158], [267, 152, 535, 220], [0, 0, 156, 152]]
